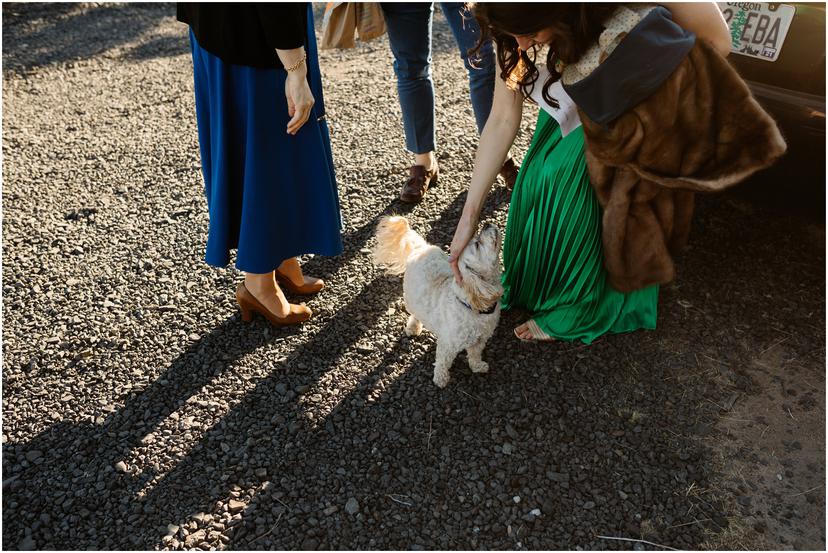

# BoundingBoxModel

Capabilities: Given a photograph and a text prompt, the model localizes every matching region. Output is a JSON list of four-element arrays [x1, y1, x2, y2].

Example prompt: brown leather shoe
[[236, 282, 312, 327], [274, 268, 325, 295], [400, 164, 439, 203], [500, 157, 519, 190]]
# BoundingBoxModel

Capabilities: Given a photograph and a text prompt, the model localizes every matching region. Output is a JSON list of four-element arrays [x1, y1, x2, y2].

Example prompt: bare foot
[[514, 320, 555, 342]]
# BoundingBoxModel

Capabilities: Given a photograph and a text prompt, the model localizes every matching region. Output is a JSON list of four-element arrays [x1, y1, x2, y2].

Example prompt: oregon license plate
[[718, 2, 796, 61]]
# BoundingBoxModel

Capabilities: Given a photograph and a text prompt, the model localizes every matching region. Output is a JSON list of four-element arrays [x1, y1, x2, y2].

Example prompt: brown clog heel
[[236, 282, 312, 327], [274, 269, 325, 295]]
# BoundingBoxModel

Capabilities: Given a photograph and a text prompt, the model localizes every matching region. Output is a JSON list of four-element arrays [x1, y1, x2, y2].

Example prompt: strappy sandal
[[514, 319, 556, 342], [274, 268, 325, 296]]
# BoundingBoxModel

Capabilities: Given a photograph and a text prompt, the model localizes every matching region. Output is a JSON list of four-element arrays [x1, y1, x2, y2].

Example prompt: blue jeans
[[380, 2, 496, 154]]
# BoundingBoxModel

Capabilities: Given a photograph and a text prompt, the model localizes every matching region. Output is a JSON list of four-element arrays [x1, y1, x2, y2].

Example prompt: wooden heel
[[239, 305, 253, 322], [236, 283, 253, 322]]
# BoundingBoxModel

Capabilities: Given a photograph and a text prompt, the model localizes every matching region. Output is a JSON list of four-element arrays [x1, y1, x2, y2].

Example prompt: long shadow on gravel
[[1, 314, 297, 549], [114, 274, 408, 548], [212, 305, 735, 549], [2, 3, 178, 73]]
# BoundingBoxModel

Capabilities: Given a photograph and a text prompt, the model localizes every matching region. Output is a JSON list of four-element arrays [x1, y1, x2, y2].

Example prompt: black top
[[177, 2, 308, 69]]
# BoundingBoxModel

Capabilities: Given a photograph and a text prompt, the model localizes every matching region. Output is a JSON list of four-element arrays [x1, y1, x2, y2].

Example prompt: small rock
[[17, 535, 36, 550], [254, 468, 267, 478], [323, 506, 338, 516], [165, 524, 179, 536], [583, 501, 596, 510], [344, 497, 360, 515], [512, 496, 521, 504], [184, 529, 206, 548], [25, 451, 42, 462], [228, 499, 245, 513], [115, 461, 128, 473], [502, 443, 514, 455]]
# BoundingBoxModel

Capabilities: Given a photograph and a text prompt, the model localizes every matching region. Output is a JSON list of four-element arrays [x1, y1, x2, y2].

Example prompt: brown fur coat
[[580, 40, 787, 292]]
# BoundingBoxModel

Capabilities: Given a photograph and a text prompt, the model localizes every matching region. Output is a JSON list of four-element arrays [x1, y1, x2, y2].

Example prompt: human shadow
[[1, 190, 420, 548], [1, 312, 290, 549], [105, 268, 407, 548], [215, 302, 732, 550]]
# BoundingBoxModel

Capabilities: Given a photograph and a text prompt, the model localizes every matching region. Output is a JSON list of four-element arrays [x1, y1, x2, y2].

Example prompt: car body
[[717, 2, 825, 211]]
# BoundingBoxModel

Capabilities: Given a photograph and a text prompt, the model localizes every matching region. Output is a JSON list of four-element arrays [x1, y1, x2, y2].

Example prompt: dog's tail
[[372, 216, 427, 275]]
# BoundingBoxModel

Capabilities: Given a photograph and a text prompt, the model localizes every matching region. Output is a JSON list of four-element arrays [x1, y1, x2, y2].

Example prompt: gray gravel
[[3, 3, 825, 551]]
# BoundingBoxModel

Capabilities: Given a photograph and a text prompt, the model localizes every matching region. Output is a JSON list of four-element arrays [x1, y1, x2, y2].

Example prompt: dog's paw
[[470, 361, 489, 374], [405, 315, 423, 336], [433, 372, 450, 388]]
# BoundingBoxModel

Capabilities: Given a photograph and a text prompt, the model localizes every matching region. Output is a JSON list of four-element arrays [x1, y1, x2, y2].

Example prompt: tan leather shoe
[[400, 164, 439, 203], [236, 282, 311, 327], [274, 268, 325, 295]]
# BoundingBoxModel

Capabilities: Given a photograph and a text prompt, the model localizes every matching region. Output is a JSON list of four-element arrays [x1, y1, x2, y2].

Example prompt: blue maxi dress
[[188, 5, 343, 274]]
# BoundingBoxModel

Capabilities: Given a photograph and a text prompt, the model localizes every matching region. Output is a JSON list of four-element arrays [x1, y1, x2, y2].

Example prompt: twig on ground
[[249, 511, 283, 544], [386, 494, 413, 506], [459, 389, 482, 402], [759, 337, 788, 356], [570, 358, 583, 372], [705, 397, 726, 411], [789, 485, 822, 497], [426, 415, 433, 451], [700, 352, 727, 366], [787, 407, 797, 421], [667, 517, 711, 529], [596, 535, 678, 551]]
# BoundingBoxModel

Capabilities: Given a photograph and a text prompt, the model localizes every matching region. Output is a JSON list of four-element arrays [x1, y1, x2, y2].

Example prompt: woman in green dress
[[448, 3, 731, 343]]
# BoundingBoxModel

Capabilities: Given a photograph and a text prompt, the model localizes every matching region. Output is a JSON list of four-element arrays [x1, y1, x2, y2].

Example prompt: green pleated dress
[[502, 110, 658, 344]]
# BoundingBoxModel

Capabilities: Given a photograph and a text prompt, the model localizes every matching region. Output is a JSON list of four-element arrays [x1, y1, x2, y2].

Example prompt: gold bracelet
[[284, 52, 307, 73]]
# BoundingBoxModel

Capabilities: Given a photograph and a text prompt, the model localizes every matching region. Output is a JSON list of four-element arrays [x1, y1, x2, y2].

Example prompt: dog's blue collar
[[457, 296, 498, 315]]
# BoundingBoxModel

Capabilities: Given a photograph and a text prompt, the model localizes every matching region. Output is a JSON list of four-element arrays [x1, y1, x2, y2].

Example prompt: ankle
[[245, 273, 274, 295], [414, 152, 437, 172]]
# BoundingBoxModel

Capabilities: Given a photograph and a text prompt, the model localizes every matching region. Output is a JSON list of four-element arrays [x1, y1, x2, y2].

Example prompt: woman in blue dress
[[178, 3, 343, 326]]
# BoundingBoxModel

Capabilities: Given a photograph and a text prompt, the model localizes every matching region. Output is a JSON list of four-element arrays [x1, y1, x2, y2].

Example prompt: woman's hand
[[276, 46, 314, 135], [284, 71, 314, 135], [449, 213, 478, 283]]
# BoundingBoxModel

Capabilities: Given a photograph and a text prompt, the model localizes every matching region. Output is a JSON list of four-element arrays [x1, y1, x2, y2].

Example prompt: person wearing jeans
[[381, 2, 519, 203]]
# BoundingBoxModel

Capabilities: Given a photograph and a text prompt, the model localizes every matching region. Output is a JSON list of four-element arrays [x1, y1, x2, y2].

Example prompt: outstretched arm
[[449, 65, 524, 282], [668, 2, 731, 57]]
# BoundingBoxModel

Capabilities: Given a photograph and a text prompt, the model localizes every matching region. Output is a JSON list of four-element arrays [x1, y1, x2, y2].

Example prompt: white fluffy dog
[[373, 216, 503, 387]]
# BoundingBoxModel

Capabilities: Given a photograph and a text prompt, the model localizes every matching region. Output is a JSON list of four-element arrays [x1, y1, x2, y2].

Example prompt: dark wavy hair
[[470, 3, 616, 108]]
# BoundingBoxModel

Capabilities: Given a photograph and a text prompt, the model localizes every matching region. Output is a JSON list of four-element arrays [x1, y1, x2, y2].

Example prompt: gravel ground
[[2, 4, 825, 551]]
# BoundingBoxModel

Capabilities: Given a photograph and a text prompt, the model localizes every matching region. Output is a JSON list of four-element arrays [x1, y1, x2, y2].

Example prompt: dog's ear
[[461, 272, 503, 312]]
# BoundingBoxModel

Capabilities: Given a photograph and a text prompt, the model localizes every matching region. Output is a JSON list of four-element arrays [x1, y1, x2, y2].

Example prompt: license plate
[[718, 2, 796, 61]]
